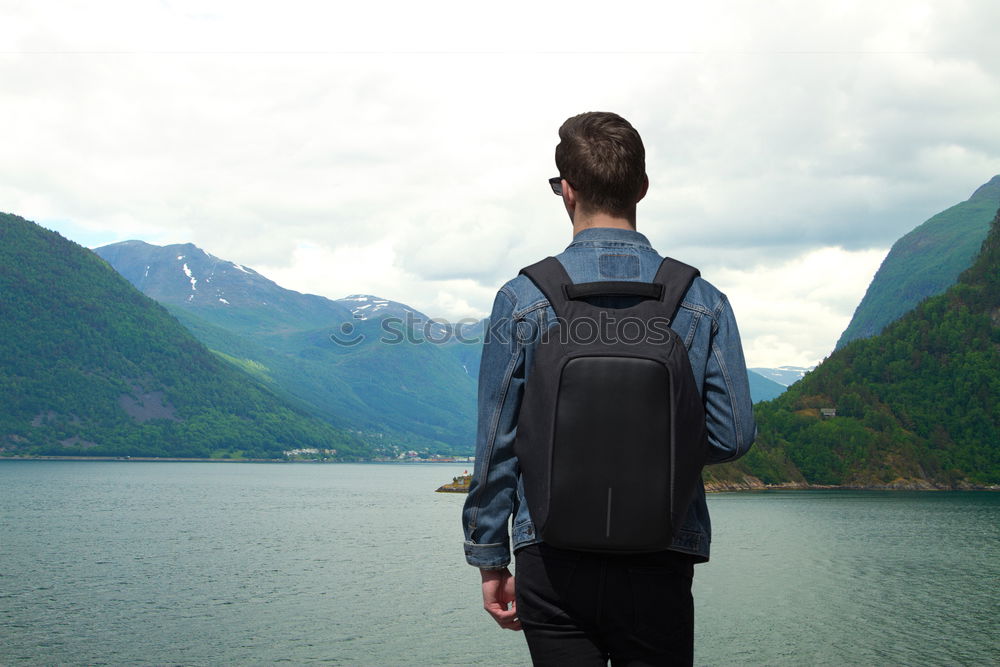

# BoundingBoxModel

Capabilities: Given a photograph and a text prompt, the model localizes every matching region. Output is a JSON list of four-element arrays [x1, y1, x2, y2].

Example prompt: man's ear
[[562, 178, 577, 221], [636, 174, 649, 203]]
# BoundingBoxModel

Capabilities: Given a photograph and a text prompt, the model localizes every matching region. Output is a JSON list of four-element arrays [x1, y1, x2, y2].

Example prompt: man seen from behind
[[462, 111, 756, 666]]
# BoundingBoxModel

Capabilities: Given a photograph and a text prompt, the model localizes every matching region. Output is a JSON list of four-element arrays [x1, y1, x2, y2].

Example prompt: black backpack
[[514, 256, 708, 553]]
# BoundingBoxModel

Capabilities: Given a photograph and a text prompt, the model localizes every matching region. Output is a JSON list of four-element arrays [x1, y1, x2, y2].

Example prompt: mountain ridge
[[969, 174, 1000, 201], [95, 239, 355, 333], [836, 175, 999, 348]]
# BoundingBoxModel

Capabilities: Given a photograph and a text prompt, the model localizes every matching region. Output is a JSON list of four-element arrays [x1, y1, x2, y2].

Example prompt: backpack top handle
[[564, 281, 663, 300]]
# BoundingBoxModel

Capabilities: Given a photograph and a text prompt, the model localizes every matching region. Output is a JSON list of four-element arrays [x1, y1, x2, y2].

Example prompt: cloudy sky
[[3, 0, 999, 368]]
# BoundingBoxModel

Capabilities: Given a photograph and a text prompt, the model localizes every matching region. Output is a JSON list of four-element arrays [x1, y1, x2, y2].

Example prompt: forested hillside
[[711, 205, 1000, 488], [836, 175, 999, 348], [0, 213, 366, 459]]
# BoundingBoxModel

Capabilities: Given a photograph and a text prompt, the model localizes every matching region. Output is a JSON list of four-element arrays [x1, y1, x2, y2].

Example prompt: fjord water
[[1, 462, 997, 666]]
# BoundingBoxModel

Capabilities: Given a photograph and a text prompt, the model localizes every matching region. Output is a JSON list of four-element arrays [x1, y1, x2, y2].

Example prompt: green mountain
[[0, 213, 367, 459], [714, 205, 1000, 488], [94, 241, 478, 455], [836, 175, 1000, 348]]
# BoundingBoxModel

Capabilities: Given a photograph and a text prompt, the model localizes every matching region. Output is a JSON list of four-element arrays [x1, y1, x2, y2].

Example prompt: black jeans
[[514, 543, 695, 667]]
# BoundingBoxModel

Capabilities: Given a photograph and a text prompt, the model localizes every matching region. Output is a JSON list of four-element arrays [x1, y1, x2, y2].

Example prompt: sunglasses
[[548, 176, 570, 196]]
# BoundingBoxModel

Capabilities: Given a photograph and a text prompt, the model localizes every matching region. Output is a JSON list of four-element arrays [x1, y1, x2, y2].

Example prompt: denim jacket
[[462, 227, 755, 568]]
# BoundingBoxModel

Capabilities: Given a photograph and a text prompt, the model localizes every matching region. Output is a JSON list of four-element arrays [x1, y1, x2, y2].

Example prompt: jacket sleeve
[[462, 288, 524, 568], [703, 295, 756, 463]]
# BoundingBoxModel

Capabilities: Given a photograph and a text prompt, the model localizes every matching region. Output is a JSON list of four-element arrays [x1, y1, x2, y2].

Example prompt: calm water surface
[[1, 461, 997, 666]]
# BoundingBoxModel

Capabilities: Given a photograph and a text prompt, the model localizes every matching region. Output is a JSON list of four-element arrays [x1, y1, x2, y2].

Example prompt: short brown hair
[[555, 112, 646, 218]]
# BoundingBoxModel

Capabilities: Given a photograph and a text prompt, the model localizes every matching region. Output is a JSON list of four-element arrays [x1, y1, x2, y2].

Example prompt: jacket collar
[[567, 226, 653, 248]]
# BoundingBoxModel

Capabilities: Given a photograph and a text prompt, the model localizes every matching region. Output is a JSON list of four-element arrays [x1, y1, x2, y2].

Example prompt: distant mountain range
[[749, 366, 812, 387], [95, 240, 479, 455], [746, 370, 791, 403], [0, 213, 365, 459], [836, 175, 1000, 348], [95, 239, 355, 332]]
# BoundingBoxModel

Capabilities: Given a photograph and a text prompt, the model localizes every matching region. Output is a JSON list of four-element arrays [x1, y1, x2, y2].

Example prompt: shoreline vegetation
[[701, 476, 998, 492], [3, 456, 997, 492]]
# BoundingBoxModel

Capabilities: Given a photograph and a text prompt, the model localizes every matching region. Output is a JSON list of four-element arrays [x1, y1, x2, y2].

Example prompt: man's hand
[[480, 567, 521, 631]]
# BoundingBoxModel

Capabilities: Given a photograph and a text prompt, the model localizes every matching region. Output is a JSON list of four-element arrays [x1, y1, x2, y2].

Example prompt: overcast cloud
[[2, 1, 999, 367]]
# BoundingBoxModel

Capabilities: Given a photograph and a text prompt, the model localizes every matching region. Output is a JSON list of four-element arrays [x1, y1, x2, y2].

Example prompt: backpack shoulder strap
[[653, 257, 700, 321], [519, 256, 573, 318]]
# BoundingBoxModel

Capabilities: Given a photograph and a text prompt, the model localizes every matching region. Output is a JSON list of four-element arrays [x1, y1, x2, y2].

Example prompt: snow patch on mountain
[[181, 263, 197, 291], [339, 294, 392, 320]]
